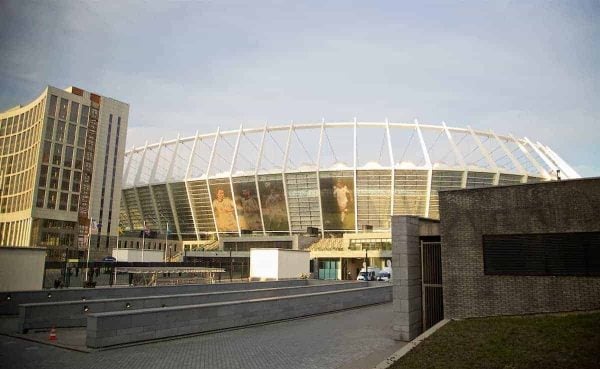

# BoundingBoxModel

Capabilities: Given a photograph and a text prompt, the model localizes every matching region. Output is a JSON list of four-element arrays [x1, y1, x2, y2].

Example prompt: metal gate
[[421, 241, 443, 330]]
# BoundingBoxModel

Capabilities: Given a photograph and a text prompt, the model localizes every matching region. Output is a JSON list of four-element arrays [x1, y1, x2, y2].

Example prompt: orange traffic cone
[[48, 327, 57, 341]]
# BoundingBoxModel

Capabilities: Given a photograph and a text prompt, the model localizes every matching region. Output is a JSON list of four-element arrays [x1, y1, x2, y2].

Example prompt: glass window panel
[[66, 124, 76, 145], [47, 191, 57, 209], [356, 170, 391, 230], [77, 127, 87, 147], [55, 120, 65, 142], [42, 141, 51, 164], [59, 193, 68, 210], [64, 146, 73, 167], [69, 102, 79, 122], [48, 95, 57, 117], [75, 149, 83, 169], [52, 143, 62, 165], [61, 169, 71, 191], [38, 165, 49, 188], [70, 194, 79, 212], [49, 167, 60, 189], [394, 170, 429, 216], [36, 189, 46, 208], [45, 118, 54, 140], [58, 98, 68, 120], [80, 105, 89, 126], [71, 171, 81, 192]]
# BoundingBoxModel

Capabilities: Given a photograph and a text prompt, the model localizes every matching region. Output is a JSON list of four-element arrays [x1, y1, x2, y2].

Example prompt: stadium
[[118, 121, 579, 279]]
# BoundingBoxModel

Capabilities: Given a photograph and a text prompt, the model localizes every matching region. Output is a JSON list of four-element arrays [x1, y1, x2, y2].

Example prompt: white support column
[[282, 124, 293, 235], [538, 142, 580, 179], [184, 131, 201, 240], [121, 151, 136, 230], [133, 142, 148, 186], [385, 119, 395, 217], [490, 130, 527, 182], [148, 138, 164, 231], [148, 138, 164, 184], [353, 117, 358, 233], [206, 129, 221, 239], [524, 137, 555, 179], [255, 124, 268, 235], [316, 119, 326, 238], [230, 125, 243, 236], [165, 134, 183, 240], [510, 134, 546, 180], [442, 122, 468, 188], [133, 143, 149, 237], [415, 120, 432, 218], [468, 126, 499, 185], [122, 145, 135, 189]]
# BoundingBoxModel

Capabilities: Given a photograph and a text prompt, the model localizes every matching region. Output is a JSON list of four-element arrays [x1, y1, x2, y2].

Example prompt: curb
[[373, 319, 451, 369]]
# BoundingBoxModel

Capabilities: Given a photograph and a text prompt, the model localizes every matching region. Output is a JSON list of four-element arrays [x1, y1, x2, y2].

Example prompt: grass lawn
[[389, 311, 600, 369]]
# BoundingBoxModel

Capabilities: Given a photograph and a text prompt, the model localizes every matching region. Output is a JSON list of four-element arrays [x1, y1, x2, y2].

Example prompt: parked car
[[377, 272, 391, 282], [357, 267, 381, 281], [101, 256, 116, 262]]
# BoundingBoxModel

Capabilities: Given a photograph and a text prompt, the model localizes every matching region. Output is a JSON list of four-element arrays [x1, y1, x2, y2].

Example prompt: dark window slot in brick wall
[[483, 232, 600, 276]]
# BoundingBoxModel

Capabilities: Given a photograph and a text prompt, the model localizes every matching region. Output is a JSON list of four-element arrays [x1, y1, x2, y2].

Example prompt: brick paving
[[1, 302, 403, 369]]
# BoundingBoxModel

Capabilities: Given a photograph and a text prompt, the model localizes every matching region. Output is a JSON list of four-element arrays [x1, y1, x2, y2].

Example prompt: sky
[[1, 0, 599, 177]]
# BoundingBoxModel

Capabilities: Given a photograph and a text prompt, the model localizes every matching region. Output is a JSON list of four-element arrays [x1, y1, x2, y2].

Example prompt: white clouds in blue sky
[[0, 0, 598, 176]]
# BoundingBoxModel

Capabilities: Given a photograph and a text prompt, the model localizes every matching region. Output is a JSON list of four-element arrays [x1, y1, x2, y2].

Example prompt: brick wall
[[439, 178, 600, 318]]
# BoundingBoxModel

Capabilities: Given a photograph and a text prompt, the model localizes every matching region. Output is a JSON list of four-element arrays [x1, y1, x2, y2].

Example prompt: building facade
[[439, 177, 600, 318], [118, 122, 579, 275], [0, 86, 129, 260]]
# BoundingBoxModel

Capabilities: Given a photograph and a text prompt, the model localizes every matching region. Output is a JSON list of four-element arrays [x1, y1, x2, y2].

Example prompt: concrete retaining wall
[[18, 282, 363, 331], [0, 280, 309, 315], [86, 284, 391, 348]]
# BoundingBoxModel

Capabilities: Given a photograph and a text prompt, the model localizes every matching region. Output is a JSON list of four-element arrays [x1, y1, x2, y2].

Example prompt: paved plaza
[[1, 302, 403, 369]]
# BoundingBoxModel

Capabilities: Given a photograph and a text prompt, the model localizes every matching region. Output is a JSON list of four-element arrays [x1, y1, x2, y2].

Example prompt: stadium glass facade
[[0, 86, 129, 260], [120, 122, 579, 239], [119, 122, 579, 275]]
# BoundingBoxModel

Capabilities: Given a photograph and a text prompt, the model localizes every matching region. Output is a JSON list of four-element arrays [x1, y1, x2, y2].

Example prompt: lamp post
[[364, 249, 369, 281]]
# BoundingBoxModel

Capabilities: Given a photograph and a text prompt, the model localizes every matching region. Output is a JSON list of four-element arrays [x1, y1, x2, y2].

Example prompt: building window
[[80, 105, 89, 126], [58, 98, 68, 120], [483, 232, 600, 276], [70, 194, 79, 212], [42, 141, 51, 164], [75, 149, 83, 169], [59, 193, 68, 210], [38, 165, 49, 188], [64, 146, 73, 167], [61, 169, 71, 191], [55, 121, 65, 142], [66, 124, 76, 145], [52, 144, 62, 165], [47, 191, 57, 209], [77, 127, 87, 147], [69, 102, 79, 122], [45, 118, 54, 140], [36, 190, 45, 208], [49, 95, 58, 117], [72, 171, 81, 192], [49, 167, 60, 189]]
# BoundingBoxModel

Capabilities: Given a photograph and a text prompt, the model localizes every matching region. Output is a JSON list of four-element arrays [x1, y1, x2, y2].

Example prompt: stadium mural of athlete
[[319, 174, 355, 230], [235, 185, 262, 231], [258, 177, 289, 232], [212, 187, 237, 232]]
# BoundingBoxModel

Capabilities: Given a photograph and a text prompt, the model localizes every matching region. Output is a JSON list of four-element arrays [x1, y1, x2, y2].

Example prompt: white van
[[357, 267, 381, 281]]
